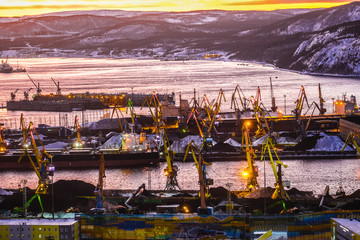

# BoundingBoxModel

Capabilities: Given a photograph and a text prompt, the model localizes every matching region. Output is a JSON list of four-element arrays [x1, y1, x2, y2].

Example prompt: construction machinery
[[318, 83, 326, 115], [183, 140, 213, 214], [250, 87, 271, 138], [141, 92, 164, 134], [270, 77, 277, 112], [241, 122, 259, 192], [18, 120, 54, 212], [260, 137, 290, 201], [27, 75, 42, 96], [110, 104, 126, 132], [231, 85, 248, 120], [0, 125, 8, 154], [51, 77, 61, 96], [10, 89, 19, 101], [73, 115, 83, 148], [23, 88, 32, 101], [91, 152, 106, 214], [341, 131, 360, 155], [161, 129, 180, 191]]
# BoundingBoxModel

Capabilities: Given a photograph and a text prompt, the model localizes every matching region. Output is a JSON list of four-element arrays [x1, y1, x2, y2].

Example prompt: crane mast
[[270, 77, 277, 112], [242, 122, 258, 191]]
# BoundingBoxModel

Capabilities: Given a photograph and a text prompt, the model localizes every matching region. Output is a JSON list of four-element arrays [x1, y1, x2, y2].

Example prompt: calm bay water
[[1, 58, 360, 195]]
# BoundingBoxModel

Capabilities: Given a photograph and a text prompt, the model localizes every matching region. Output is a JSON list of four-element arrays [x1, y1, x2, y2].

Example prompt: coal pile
[[0, 180, 97, 214], [285, 135, 321, 151], [211, 142, 238, 152]]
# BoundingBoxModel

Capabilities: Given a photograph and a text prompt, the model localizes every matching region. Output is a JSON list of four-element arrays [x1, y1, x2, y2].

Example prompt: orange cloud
[[225, 0, 351, 5]]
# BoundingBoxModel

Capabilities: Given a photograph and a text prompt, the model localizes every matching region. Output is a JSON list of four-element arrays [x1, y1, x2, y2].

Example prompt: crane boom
[[27, 75, 41, 96]]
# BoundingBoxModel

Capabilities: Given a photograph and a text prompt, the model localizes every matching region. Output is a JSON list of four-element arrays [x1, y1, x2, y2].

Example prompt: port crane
[[241, 122, 259, 192], [250, 87, 271, 138], [0, 125, 8, 154], [292, 85, 310, 122], [27, 74, 42, 96], [18, 121, 54, 212], [161, 129, 180, 191], [73, 115, 83, 148], [341, 131, 360, 155], [91, 152, 106, 213], [10, 89, 19, 101], [183, 140, 213, 213], [141, 92, 164, 134], [24, 88, 32, 101], [51, 77, 61, 96], [270, 77, 277, 112], [260, 136, 290, 201], [110, 104, 126, 132], [231, 84, 248, 117]]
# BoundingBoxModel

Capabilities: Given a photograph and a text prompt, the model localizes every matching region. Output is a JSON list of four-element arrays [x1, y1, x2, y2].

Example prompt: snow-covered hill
[[0, 2, 359, 76]]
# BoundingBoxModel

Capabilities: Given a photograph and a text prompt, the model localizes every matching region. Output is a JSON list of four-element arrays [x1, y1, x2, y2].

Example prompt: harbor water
[[1, 58, 360, 195]]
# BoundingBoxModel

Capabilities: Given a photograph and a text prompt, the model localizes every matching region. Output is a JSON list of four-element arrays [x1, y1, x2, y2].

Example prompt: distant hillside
[[0, 2, 359, 76]]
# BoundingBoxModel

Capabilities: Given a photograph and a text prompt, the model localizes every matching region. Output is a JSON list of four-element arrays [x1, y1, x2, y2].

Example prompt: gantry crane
[[10, 89, 19, 101], [183, 140, 213, 213], [18, 121, 54, 212], [27, 75, 42, 96], [51, 77, 61, 96], [260, 137, 290, 201], [241, 122, 259, 191], [161, 129, 180, 191], [73, 115, 83, 148]]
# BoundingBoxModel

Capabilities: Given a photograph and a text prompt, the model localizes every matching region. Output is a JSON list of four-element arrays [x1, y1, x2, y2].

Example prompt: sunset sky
[[0, 0, 355, 17]]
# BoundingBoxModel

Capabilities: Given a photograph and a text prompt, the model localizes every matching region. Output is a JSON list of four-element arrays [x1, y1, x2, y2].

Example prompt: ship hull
[[0, 151, 159, 170]]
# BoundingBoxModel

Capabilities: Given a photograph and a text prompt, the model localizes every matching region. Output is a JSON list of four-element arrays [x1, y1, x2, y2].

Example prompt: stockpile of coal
[[211, 142, 238, 152], [286, 135, 321, 151], [0, 180, 97, 214]]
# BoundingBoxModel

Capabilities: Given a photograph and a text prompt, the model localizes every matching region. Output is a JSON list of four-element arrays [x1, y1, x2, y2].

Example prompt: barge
[[0, 149, 159, 170]]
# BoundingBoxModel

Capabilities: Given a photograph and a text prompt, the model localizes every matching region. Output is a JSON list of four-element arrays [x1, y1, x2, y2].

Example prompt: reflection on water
[[2, 159, 359, 196], [1, 58, 360, 195]]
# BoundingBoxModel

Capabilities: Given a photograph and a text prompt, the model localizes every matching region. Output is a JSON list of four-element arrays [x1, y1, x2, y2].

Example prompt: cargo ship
[[0, 148, 159, 170]]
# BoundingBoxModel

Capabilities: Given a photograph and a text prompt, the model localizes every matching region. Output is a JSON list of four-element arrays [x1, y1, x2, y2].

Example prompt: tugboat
[[0, 58, 13, 73]]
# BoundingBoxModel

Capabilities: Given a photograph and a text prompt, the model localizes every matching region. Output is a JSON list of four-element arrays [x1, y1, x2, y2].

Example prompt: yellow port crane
[[341, 131, 360, 155], [141, 92, 164, 134], [73, 115, 83, 148], [18, 121, 54, 212], [0, 125, 8, 154], [161, 129, 180, 191], [110, 104, 126, 132], [250, 87, 270, 138], [183, 140, 213, 212], [241, 122, 259, 191], [260, 136, 290, 201]]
